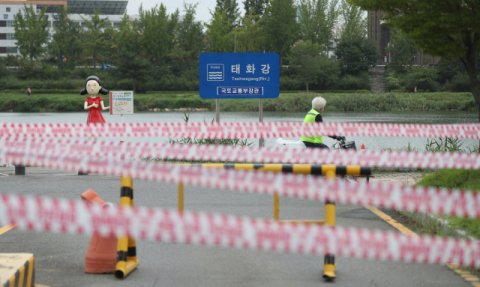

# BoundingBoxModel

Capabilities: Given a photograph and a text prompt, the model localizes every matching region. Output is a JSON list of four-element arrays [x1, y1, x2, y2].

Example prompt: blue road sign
[[199, 53, 279, 99]]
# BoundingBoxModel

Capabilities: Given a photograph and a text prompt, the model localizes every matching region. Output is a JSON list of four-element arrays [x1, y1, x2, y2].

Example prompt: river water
[[0, 111, 478, 151]]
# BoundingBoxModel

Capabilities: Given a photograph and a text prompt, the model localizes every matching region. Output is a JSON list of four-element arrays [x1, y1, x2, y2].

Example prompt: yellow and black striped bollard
[[322, 165, 336, 280], [115, 176, 139, 279]]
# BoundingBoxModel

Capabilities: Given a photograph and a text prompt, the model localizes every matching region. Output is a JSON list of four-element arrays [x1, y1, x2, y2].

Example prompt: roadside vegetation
[[387, 138, 480, 240], [416, 170, 480, 239], [0, 92, 476, 113]]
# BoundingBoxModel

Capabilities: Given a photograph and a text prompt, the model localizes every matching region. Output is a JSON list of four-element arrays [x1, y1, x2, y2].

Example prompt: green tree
[[174, 3, 204, 62], [118, 51, 151, 93], [167, 9, 180, 51], [215, 0, 240, 26], [236, 12, 266, 52], [49, 7, 82, 65], [335, 35, 378, 75], [348, 0, 480, 122], [264, 0, 299, 65], [436, 58, 467, 85], [243, 0, 268, 19], [139, 4, 178, 64], [288, 40, 340, 92], [81, 8, 111, 69], [297, 0, 338, 47], [339, 0, 366, 39], [117, 14, 141, 53], [117, 14, 151, 93], [388, 29, 418, 72], [14, 5, 49, 60], [206, 8, 234, 52], [100, 25, 118, 65]]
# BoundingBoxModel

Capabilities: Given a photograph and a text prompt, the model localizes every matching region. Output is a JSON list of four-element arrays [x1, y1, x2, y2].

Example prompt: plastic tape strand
[[2, 138, 480, 170], [1, 192, 480, 268], [1, 122, 480, 139], [2, 150, 480, 219]]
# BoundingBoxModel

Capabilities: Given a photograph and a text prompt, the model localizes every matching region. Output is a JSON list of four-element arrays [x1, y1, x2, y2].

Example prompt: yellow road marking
[[366, 206, 480, 286], [0, 224, 15, 235], [364, 205, 418, 237], [447, 263, 480, 286]]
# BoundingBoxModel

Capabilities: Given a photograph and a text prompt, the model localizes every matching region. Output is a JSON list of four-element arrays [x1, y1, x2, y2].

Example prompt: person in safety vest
[[300, 96, 345, 149]]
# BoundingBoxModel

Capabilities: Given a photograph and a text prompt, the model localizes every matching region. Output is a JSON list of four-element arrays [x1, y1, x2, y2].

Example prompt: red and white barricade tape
[[1, 192, 479, 267], [1, 122, 480, 139], [2, 150, 480, 219], [2, 137, 480, 169]]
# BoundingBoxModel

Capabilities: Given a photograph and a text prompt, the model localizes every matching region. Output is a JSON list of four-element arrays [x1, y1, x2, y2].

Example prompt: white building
[[0, 0, 132, 56]]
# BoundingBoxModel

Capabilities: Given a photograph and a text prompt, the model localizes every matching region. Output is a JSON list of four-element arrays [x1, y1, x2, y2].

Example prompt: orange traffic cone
[[82, 189, 117, 274], [81, 189, 106, 206], [361, 144, 365, 150]]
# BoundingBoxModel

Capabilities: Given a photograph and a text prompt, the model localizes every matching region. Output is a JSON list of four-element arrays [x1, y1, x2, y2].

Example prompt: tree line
[[4, 0, 382, 92]]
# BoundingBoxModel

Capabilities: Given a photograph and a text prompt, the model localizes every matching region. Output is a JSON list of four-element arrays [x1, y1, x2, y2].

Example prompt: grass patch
[[417, 169, 480, 190], [417, 169, 480, 239]]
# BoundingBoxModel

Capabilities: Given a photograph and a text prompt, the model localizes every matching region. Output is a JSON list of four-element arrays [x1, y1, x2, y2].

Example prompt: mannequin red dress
[[85, 96, 106, 124]]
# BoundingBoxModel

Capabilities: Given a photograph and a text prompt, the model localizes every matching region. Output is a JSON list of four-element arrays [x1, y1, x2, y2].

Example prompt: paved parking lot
[[0, 167, 471, 287]]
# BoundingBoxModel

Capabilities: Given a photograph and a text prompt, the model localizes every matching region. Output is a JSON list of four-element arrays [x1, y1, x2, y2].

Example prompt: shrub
[[336, 73, 371, 90], [280, 76, 302, 90], [40, 64, 61, 80], [118, 79, 133, 91], [444, 73, 472, 92], [2, 54, 21, 66], [0, 64, 8, 80], [17, 60, 41, 80], [0, 79, 84, 90], [386, 75, 402, 91], [403, 68, 440, 92]]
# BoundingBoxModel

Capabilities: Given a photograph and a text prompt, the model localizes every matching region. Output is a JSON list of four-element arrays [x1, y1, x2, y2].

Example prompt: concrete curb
[[400, 210, 476, 241], [376, 167, 437, 172]]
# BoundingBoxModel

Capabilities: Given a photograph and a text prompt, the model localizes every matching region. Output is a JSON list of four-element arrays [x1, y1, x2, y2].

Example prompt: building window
[[412, 56, 416, 62], [6, 46, 17, 54], [6, 20, 13, 27], [113, 22, 120, 29], [81, 22, 87, 28], [6, 7, 10, 12], [47, 33, 51, 40], [53, 21, 60, 27], [6, 33, 14, 40]]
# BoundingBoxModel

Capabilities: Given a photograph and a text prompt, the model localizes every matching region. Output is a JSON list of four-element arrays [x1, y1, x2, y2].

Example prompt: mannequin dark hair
[[80, 75, 109, 95]]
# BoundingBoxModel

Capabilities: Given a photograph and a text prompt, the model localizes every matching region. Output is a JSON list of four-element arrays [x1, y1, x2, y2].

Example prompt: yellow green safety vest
[[300, 109, 323, 144]]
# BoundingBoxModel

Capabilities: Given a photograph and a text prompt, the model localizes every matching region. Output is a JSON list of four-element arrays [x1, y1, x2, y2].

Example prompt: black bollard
[[15, 165, 25, 175]]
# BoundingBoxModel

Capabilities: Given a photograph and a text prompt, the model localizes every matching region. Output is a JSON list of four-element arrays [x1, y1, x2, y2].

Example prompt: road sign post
[[199, 53, 280, 147], [259, 99, 264, 147], [215, 99, 220, 145]]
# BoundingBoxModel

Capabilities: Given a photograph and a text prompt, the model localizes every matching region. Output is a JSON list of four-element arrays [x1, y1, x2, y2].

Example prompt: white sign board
[[109, 91, 134, 115]]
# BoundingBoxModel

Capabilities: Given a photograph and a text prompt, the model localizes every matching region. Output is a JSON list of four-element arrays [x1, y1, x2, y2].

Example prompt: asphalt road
[[0, 167, 471, 287]]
